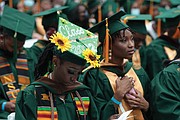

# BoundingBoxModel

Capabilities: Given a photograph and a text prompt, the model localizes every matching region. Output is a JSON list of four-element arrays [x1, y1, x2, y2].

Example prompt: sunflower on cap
[[49, 18, 100, 68]]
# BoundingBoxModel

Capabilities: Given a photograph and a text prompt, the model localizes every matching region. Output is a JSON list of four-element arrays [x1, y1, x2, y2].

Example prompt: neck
[[109, 57, 124, 69]]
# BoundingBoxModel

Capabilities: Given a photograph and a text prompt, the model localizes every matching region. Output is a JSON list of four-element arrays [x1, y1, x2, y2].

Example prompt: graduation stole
[[35, 86, 58, 120], [0, 51, 30, 103], [71, 90, 90, 120], [132, 49, 141, 70], [101, 64, 144, 120]]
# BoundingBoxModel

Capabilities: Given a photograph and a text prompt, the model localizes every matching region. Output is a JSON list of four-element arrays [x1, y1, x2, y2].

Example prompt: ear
[[52, 56, 57, 66]]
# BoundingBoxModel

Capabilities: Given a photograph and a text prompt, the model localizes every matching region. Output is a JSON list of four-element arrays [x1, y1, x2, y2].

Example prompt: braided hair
[[34, 43, 55, 80]]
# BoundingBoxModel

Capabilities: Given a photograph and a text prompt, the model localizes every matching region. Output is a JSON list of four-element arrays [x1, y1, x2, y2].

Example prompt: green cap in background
[[50, 17, 100, 67], [143, 0, 161, 5], [155, 7, 180, 28], [170, 0, 180, 7], [101, 0, 119, 19], [0, 5, 35, 41], [87, 0, 100, 11], [88, 10, 129, 43], [33, 6, 69, 31], [63, 0, 78, 17], [122, 14, 152, 34]]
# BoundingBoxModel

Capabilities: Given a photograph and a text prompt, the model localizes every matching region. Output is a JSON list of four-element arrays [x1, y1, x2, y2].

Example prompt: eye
[[119, 38, 126, 43], [67, 69, 76, 75], [131, 37, 134, 42]]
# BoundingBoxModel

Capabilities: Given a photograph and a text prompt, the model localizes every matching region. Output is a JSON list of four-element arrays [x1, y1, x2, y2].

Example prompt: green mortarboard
[[170, 0, 180, 6], [155, 7, 180, 28], [122, 14, 152, 34], [0, 5, 35, 41], [143, 0, 161, 5], [101, 0, 119, 19], [63, 0, 78, 16], [50, 17, 100, 67], [87, 0, 100, 10], [33, 6, 69, 31], [88, 11, 129, 43]]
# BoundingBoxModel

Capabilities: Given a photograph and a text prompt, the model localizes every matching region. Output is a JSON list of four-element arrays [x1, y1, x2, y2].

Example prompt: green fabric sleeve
[[82, 69, 117, 120], [150, 63, 180, 120], [0, 82, 9, 119], [15, 85, 37, 120], [145, 44, 167, 80]]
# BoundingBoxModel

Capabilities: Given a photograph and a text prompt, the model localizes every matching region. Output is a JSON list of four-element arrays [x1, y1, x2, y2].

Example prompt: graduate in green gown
[[150, 46, 180, 120], [122, 14, 152, 119], [79, 11, 149, 120], [15, 18, 99, 120], [30, 6, 69, 63], [0, 6, 35, 119], [144, 7, 180, 80]]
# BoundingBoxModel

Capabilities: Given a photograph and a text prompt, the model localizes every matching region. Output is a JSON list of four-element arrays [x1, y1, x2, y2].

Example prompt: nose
[[128, 40, 134, 48]]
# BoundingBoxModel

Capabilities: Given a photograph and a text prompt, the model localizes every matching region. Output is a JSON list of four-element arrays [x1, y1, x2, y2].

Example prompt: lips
[[128, 50, 135, 55]]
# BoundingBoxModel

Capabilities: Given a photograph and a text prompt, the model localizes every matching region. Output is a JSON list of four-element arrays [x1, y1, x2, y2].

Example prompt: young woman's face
[[112, 29, 134, 60], [53, 57, 84, 86]]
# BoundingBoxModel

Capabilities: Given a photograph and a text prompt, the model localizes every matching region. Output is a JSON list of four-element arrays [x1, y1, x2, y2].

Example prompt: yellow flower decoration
[[82, 48, 100, 68], [49, 32, 71, 53]]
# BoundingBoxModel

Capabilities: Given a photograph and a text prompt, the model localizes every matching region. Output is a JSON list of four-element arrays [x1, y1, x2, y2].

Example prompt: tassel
[[157, 18, 161, 37], [104, 18, 109, 63], [98, 5, 102, 23], [149, 0, 154, 16], [9, 0, 13, 8], [37, 0, 41, 13]]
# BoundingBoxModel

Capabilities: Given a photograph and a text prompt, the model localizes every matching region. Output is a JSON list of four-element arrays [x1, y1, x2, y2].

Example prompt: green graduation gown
[[79, 62, 149, 120], [29, 40, 50, 63], [0, 48, 36, 119], [15, 77, 99, 120], [143, 35, 178, 80], [150, 60, 180, 120]]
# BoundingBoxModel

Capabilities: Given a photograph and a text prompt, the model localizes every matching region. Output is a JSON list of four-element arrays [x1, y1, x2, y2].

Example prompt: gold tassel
[[37, 0, 41, 13], [9, 0, 13, 8], [98, 5, 102, 23], [157, 18, 161, 37], [149, 0, 154, 16], [104, 18, 109, 63]]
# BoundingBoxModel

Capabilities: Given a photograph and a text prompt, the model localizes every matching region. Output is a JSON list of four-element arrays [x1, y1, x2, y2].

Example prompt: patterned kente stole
[[71, 90, 90, 120], [0, 51, 30, 103], [35, 86, 58, 120]]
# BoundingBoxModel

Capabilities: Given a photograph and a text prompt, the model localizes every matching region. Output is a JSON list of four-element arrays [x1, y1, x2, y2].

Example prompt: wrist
[[1, 102, 7, 111], [111, 96, 122, 105]]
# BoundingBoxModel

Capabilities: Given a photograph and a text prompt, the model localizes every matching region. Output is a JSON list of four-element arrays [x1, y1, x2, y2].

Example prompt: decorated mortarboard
[[88, 11, 129, 63], [122, 14, 152, 35], [33, 6, 69, 30], [0, 5, 35, 41], [49, 17, 100, 68], [155, 7, 180, 28]]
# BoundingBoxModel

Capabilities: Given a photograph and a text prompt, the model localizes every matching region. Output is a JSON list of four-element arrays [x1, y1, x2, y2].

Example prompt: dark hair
[[111, 28, 133, 43], [34, 43, 55, 80]]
